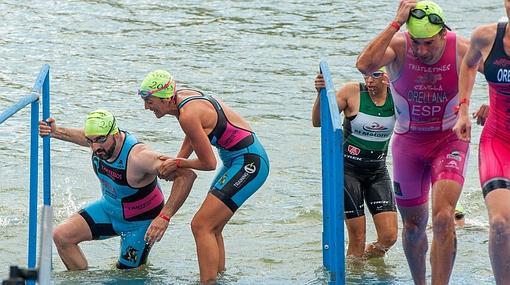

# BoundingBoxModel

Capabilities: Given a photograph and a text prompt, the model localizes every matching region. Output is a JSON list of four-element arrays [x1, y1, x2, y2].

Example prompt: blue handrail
[[0, 64, 51, 278], [319, 60, 345, 284]]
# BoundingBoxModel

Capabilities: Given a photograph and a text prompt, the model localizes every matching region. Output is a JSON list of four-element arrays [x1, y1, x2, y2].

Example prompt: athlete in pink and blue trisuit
[[454, 11, 510, 283], [356, 1, 475, 284], [139, 69, 269, 284], [39, 110, 196, 270]]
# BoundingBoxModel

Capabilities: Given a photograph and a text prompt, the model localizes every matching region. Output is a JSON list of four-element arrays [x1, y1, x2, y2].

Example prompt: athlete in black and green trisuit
[[313, 68, 397, 259]]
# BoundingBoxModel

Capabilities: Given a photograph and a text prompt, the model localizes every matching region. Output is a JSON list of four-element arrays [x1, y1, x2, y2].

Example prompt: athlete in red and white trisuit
[[356, 1, 479, 284], [453, 4, 510, 282]]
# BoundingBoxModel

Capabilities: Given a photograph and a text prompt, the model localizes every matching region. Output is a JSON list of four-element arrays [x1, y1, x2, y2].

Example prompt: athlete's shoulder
[[338, 82, 361, 97], [128, 143, 161, 173], [342, 81, 361, 89], [472, 23, 498, 35], [178, 89, 203, 96], [471, 23, 498, 46], [129, 144, 156, 163]]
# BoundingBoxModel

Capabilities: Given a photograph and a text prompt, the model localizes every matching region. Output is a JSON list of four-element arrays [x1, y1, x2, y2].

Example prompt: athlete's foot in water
[[363, 241, 390, 259], [346, 255, 367, 275]]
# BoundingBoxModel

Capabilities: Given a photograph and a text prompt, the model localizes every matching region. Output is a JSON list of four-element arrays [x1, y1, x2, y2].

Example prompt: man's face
[[87, 135, 116, 160], [410, 32, 445, 64]]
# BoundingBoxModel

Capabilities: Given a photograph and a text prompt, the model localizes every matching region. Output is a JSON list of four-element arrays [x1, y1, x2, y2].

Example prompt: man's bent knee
[[53, 225, 74, 247]]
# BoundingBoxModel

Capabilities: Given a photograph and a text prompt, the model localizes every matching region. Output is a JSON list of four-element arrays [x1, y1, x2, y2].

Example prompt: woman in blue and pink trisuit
[[137, 70, 270, 284]]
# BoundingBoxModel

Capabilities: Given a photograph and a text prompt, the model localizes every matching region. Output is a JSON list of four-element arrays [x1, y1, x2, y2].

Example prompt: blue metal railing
[[319, 60, 345, 284], [0, 64, 51, 277]]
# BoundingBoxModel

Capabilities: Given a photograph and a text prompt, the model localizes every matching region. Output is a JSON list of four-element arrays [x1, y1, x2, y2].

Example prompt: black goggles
[[410, 9, 451, 30]]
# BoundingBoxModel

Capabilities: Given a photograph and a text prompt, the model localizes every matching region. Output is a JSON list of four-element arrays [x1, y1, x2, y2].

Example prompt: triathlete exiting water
[[312, 68, 397, 259], [356, 1, 482, 284], [136, 70, 269, 284], [453, 4, 510, 283], [177, 93, 268, 212], [39, 110, 196, 270]]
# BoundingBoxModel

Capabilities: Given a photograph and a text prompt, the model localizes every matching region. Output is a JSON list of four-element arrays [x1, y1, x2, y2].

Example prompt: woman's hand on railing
[[39, 118, 57, 137], [315, 74, 325, 93]]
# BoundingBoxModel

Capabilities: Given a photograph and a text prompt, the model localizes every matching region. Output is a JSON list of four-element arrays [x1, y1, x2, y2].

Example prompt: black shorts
[[344, 162, 396, 219]]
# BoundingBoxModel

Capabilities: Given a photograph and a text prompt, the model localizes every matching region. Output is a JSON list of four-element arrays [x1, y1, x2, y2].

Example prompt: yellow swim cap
[[138, 70, 175, 99], [407, 1, 450, 38], [84, 109, 119, 137]]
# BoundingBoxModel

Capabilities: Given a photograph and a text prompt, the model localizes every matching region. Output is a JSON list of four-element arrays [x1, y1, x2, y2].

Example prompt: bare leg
[[430, 180, 461, 285], [364, 211, 398, 258], [345, 216, 366, 257], [53, 213, 93, 270], [216, 227, 226, 273], [485, 189, 510, 285], [191, 194, 233, 284], [399, 203, 429, 285]]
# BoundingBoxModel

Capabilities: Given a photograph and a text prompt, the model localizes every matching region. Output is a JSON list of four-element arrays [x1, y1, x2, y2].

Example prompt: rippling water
[[0, 0, 502, 284]]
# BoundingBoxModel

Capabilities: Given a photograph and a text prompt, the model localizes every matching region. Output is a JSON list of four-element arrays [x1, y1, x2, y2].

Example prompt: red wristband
[[158, 213, 170, 222], [390, 21, 401, 31], [458, 98, 469, 106], [175, 158, 182, 168], [454, 98, 469, 112]]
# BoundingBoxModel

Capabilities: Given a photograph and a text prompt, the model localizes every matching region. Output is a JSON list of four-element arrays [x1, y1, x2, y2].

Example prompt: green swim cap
[[407, 1, 448, 38], [139, 70, 175, 99], [84, 109, 119, 137]]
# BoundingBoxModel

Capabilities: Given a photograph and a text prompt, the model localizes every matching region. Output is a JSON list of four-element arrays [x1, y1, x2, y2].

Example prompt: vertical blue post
[[0, 65, 52, 282], [41, 65, 51, 206], [28, 64, 50, 273], [28, 98, 40, 270], [319, 60, 345, 284]]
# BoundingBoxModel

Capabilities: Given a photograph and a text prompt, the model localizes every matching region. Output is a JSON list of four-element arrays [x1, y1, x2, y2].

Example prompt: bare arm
[[38, 117, 89, 147], [453, 26, 492, 141], [158, 110, 218, 178], [176, 135, 194, 158], [131, 146, 197, 245], [312, 75, 358, 127], [130, 146, 196, 218], [175, 113, 217, 171], [356, 0, 416, 74]]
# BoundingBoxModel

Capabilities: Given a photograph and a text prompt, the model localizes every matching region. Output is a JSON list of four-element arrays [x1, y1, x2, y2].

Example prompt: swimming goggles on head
[[410, 9, 451, 30], [137, 80, 172, 99]]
